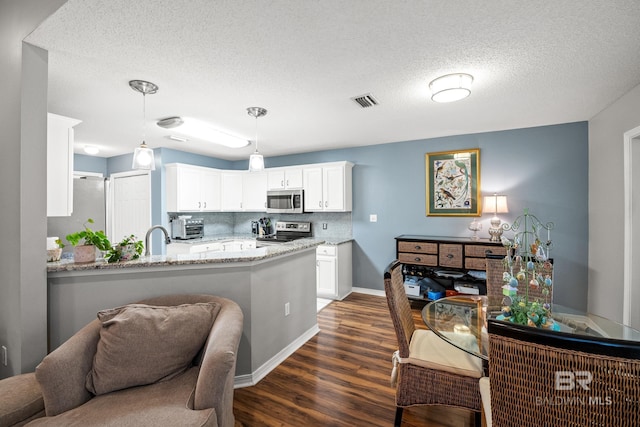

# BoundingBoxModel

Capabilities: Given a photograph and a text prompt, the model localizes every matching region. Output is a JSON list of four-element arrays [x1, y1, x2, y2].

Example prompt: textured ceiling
[[25, 0, 640, 160]]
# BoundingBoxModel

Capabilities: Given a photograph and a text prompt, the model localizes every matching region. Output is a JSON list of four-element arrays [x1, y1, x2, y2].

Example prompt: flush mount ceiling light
[[157, 116, 249, 148], [129, 79, 158, 170], [83, 145, 100, 155], [247, 107, 267, 172], [429, 73, 474, 103]]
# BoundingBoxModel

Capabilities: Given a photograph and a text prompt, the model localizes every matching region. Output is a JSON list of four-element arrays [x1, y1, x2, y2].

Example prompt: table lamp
[[483, 194, 508, 242]]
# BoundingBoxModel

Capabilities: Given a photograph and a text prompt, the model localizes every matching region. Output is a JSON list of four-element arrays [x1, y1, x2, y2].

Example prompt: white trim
[[623, 124, 640, 326], [352, 287, 385, 297], [74, 171, 103, 178], [234, 324, 320, 388]]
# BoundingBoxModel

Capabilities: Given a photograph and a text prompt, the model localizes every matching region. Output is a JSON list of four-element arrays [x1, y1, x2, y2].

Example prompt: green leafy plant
[[65, 219, 111, 251], [105, 235, 144, 263], [55, 238, 65, 249]]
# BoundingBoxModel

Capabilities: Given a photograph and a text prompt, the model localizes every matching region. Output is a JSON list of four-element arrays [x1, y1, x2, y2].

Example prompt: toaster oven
[[171, 218, 204, 240]]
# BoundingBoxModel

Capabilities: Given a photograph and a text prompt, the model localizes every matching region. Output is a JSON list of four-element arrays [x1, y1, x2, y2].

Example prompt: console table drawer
[[465, 257, 489, 270], [398, 241, 438, 254], [465, 245, 506, 258], [399, 252, 438, 266], [438, 244, 463, 268]]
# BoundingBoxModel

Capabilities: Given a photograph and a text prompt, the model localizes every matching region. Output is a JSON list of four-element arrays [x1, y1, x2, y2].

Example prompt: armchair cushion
[[408, 329, 483, 378], [86, 302, 220, 395]]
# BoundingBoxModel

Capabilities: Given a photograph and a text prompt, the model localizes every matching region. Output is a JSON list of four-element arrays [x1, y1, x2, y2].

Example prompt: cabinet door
[[200, 169, 221, 211], [47, 113, 81, 216], [176, 167, 203, 211], [316, 255, 337, 297], [267, 170, 285, 190], [220, 172, 243, 211], [242, 171, 267, 211], [303, 167, 323, 211], [323, 166, 345, 211], [284, 168, 303, 189]]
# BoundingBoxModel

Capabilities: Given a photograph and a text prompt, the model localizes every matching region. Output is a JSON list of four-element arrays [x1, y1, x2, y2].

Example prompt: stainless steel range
[[256, 221, 312, 245]]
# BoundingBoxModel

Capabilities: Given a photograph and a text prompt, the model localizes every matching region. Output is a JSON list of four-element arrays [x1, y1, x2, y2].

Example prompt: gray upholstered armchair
[[0, 294, 243, 427]]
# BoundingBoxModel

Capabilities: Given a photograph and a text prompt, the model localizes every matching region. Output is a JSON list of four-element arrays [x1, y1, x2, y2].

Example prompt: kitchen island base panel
[[47, 248, 317, 385]]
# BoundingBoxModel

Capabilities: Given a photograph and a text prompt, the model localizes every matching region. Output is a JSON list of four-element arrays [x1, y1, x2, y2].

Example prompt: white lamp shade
[[430, 73, 473, 103], [132, 144, 156, 170], [248, 152, 264, 172], [483, 195, 508, 214]]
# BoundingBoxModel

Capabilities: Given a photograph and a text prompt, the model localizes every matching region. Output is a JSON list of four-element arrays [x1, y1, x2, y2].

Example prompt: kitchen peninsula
[[46, 238, 322, 387]]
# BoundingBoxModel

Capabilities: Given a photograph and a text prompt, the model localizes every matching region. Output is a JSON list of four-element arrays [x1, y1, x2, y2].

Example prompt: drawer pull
[[414, 245, 422, 250], [414, 257, 422, 262], [447, 253, 454, 259], [485, 249, 493, 254]]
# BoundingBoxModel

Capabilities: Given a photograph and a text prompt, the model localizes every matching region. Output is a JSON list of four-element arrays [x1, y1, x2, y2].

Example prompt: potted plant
[[47, 239, 64, 262], [106, 235, 144, 263], [65, 219, 112, 263]]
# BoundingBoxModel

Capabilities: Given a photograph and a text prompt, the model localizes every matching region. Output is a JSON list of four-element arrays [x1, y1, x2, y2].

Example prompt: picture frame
[[425, 148, 480, 216]]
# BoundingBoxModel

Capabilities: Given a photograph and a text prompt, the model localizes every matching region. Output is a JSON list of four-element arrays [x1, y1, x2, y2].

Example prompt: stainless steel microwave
[[266, 189, 304, 214]]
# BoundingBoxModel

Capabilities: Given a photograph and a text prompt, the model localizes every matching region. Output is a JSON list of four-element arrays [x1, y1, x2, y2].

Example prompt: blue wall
[[76, 121, 589, 309]]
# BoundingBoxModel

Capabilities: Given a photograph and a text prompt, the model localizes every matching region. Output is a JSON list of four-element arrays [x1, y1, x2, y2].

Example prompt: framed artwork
[[425, 148, 480, 216]]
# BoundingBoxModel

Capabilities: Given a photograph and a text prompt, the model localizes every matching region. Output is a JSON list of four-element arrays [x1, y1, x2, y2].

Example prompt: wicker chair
[[485, 254, 553, 302], [486, 318, 640, 426], [383, 260, 483, 426]]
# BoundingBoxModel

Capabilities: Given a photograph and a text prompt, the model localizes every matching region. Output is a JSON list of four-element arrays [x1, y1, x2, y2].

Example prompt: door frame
[[623, 124, 640, 326]]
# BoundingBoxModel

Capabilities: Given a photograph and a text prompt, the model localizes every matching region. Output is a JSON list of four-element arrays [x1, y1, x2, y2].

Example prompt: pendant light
[[129, 80, 158, 170], [247, 107, 267, 172]]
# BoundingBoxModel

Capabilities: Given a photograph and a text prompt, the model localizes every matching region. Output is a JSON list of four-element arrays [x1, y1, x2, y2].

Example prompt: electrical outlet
[[322, 223, 328, 230], [2, 346, 7, 367], [370, 214, 378, 222], [284, 302, 290, 316]]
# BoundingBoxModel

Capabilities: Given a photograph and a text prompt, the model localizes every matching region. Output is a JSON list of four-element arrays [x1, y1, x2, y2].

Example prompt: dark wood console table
[[395, 235, 507, 301]]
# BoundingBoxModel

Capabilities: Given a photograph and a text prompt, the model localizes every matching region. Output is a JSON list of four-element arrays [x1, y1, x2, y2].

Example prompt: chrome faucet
[[144, 225, 171, 256]]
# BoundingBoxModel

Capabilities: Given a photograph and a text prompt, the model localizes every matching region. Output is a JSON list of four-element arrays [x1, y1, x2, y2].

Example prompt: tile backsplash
[[168, 212, 352, 238]]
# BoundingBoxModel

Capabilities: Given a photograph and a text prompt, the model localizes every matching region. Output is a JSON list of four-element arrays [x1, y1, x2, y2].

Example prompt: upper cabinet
[[267, 167, 303, 190], [166, 163, 221, 212], [303, 162, 353, 212], [47, 113, 81, 217], [242, 171, 268, 211], [220, 171, 243, 211]]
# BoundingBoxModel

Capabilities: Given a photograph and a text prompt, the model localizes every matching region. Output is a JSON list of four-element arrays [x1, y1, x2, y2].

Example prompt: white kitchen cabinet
[[242, 171, 267, 211], [166, 164, 221, 212], [267, 167, 303, 190], [47, 113, 81, 216], [220, 171, 243, 211], [316, 241, 352, 300], [303, 162, 353, 212]]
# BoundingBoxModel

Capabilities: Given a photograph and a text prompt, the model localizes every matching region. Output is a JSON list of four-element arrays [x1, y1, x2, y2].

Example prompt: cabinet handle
[[286, 179, 289, 187], [447, 253, 454, 259], [316, 260, 320, 267], [414, 257, 422, 262], [485, 249, 493, 254], [281, 180, 284, 187], [325, 201, 328, 207], [414, 245, 422, 250], [198, 201, 201, 208], [319, 201, 322, 207], [203, 202, 206, 208]]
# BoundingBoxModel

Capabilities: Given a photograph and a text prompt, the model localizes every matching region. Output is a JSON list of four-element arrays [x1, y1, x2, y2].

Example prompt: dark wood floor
[[233, 292, 476, 426]]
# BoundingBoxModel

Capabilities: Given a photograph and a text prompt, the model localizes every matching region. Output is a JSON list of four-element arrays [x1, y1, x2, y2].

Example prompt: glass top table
[[422, 295, 640, 361]]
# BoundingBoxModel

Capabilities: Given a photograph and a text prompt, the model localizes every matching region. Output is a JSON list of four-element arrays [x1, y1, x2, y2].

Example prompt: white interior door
[[110, 171, 151, 244], [623, 126, 640, 330]]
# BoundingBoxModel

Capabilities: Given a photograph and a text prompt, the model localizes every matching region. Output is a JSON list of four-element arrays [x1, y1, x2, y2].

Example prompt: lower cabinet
[[316, 242, 352, 300]]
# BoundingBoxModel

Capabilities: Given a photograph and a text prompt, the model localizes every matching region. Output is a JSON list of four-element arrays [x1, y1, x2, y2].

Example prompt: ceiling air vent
[[351, 93, 379, 108]]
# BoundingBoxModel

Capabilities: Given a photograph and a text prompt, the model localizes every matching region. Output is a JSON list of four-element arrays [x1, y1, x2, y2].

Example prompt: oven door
[[266, 190, 304, 213]]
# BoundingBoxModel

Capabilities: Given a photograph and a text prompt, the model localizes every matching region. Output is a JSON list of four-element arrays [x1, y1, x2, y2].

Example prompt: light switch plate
[[369, 214, 377, 222]]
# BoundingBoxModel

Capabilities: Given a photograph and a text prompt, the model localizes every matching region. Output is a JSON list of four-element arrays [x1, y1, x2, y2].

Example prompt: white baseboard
[[352, 287, 385, 297], [234, 323, 320, 388]]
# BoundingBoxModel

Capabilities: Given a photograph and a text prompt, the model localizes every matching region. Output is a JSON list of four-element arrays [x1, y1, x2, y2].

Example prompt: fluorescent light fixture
[[157, 117, 249, 148], [429, 73, 473, 103], [83, 145, 99, 155]]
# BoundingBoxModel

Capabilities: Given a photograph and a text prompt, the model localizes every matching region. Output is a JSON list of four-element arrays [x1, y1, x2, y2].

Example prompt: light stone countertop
[[47, 238, 325, 273]]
